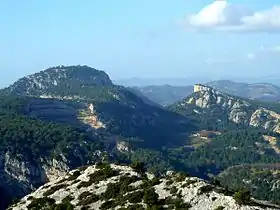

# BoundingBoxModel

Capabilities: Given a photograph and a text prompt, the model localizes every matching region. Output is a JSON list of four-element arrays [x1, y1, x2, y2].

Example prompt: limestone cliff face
[[174, 84, 280, 132], [10, 164, 278, 210], [250, 109, 280, 133], [0, 152, 70, 204]]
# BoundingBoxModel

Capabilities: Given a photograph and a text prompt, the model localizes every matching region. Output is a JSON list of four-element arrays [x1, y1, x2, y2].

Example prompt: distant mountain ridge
[[207, 80, 280, 102], [131, 80, 280, 106]]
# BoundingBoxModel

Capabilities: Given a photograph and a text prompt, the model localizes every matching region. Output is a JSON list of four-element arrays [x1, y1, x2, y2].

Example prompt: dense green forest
[[218, 165, 280, 204]]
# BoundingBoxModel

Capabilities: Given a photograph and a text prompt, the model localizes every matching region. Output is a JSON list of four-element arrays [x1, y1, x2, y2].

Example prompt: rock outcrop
[[171, 84, 280, 133], [10, 163, 278, 210]]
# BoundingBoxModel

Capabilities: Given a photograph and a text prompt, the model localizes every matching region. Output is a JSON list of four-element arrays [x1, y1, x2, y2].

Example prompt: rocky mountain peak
[[4, 65, 113, 97]]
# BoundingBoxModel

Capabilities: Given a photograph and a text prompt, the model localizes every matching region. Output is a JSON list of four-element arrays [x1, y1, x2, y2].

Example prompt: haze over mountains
[[128, 80, 280, 106], [2, 65, 280, 209]]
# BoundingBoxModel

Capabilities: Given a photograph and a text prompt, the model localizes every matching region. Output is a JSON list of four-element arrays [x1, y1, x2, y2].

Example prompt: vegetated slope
[[207, 80, 280, 102], [169, 84, 280, 133], [10, 163, 279, 210], [174, 129, 280, 177], [0, 98, 104, 210], [217, 164, 280, 205], [2, 65, 196, 149], [131, 85, 193, 106]]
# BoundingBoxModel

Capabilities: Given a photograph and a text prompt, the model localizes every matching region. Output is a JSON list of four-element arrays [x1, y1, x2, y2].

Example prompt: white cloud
[[185, 0, 280, 32]]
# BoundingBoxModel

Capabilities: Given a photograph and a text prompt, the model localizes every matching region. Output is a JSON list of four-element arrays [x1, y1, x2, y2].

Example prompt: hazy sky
[[1, 0, 280, 87]]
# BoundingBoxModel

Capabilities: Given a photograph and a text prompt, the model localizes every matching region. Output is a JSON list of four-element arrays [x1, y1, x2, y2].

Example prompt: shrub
[[131, 162, 146, 174], [77, 194, 99, 206], [150, 177, 160, 186], [143, 188, 159, 206], [119, 204, 145, 210], [43, 184, 67, 196], [54, 200, 74, 210], [67, 170, 81, 181], [96, 161, 109, 169], [166, 180, 173, 186], [78, 191, 92, 200], [170, 186, 177, 195], [198, 185, 214, 195], [175, 172, 188, 182], [77, 166, 118, 188], [214, 206, 225, 210], [100, 200, 117, 210], [102, 183, 121, 200], [27, 197, 56, 209], [233, 189, 251, 205], [164, 197, 191, 209], [125, 191, 144, 203], [182, 179, 196, 187], [62, 195, 74, 203]]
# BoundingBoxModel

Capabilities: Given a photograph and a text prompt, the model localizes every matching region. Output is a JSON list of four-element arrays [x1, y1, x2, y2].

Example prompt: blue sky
[[1, 0, 280, 86]]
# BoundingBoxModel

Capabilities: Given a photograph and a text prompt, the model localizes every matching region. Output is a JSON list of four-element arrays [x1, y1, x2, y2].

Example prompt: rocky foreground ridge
[[10, 163, 278, 210]]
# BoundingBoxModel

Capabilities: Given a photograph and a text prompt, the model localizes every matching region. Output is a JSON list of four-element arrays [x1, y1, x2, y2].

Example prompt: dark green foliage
[[119, 204, 145, 210], [78, 191, 92, 201], [234, 189, 251, 205], [214, 206, 225, 210], [77, 192, 99, 206], [164, 197, 192, 209], [166, 180, 173, 186], [170, 186, 178, 195], [180, 129, 280, 178], [217, 164, 280, 204], [125, 191, 144, 203], [175, 172, 188, 182], [131, 161, 146, 174], [100, 200, 117, 210], [62, 196, 74, 203], [95, 162, 109, 169], [43, 184, 68, 197], [143, 188, 159, 206], [198, 185, 214, 195], [67, 170, 81, 181], [150, 177, 161, 186], [77, 165, 118, 188], [182, 179, 197, 187], [102, 183, 121, 200], [53, 200, 74, 210], [27, 197, 56, 210], [101, 174, 139, 201]]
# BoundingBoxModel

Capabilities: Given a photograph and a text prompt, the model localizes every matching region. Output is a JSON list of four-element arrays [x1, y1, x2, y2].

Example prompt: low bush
[[43, 184, 68, 197], [233, 189, 251, 205], [125, 191, 144, 203]]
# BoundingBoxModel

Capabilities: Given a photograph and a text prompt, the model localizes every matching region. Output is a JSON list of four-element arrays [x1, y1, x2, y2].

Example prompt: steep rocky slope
[[10, 163, 278, 210], [169, 84, 280, 132]]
